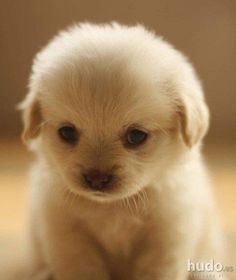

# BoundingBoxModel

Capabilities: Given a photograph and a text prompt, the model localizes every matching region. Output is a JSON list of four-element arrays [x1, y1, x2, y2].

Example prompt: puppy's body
[[30, 154, 222, 280], [18, 23, 226, 279]]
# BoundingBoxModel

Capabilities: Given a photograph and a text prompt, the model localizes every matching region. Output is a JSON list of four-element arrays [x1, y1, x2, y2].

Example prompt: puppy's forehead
[[39, 49, 174, 131]]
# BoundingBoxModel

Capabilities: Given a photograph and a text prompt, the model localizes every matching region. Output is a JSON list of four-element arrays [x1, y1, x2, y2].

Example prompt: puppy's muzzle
[[82, 169, 114, 191]]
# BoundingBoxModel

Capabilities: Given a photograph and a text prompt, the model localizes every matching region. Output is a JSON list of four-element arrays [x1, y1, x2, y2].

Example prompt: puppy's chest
[[78, 209, 146, 257]]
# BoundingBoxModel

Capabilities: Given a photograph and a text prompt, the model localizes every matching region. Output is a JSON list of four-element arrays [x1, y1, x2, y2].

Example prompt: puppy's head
[[20, 23, 209, 202]]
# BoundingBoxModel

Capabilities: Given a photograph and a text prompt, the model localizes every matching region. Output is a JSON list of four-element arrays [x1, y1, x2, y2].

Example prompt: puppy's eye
[[126, 129, 148, 146], [58, 126, 79, 144]]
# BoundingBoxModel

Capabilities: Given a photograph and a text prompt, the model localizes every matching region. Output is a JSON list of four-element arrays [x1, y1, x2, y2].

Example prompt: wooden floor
[[0, 139, 235, 275]]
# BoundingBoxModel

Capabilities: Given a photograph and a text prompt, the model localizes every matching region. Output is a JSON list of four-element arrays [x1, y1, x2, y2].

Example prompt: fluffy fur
[[18, 23, 227, 279]]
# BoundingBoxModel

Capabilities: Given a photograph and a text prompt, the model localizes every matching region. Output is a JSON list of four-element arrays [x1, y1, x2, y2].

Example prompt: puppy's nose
[[83, 169, 113, 190]]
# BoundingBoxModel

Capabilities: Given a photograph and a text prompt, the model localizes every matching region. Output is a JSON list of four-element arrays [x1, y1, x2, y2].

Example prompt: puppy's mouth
[[93, 191, 107, 196], [67, 172, 143, 202], [90, 191, 113, 201], [77, 188, 118, 202], [82, 185, 117, 201], [70, 181, 130, 202], [66, 176, 119, 201], [76, 171, 121, 193], [77, 181, 144, 203]]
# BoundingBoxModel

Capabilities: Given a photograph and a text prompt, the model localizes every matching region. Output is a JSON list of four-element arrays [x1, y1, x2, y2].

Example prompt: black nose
[[83, 169, 113, 190]]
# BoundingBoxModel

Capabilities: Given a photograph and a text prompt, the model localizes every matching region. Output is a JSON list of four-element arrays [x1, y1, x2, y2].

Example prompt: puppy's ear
[[177, 87, 209, 148], [18, 94, 42, 143]]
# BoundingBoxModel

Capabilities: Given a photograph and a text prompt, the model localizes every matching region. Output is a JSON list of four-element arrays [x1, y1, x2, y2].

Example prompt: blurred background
[[0, 0, 235, 273]]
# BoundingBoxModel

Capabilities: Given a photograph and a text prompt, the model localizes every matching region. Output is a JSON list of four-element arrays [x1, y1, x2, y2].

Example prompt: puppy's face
[[21, 24, 209, 202], [35, 65, 179, 201]]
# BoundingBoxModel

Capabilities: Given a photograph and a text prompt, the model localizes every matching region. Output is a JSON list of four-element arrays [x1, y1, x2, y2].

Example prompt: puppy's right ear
[[18, 94, 42, 143], [177, 93, 209, 148]]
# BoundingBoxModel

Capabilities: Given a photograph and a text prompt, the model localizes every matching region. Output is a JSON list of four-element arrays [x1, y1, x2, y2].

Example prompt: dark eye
[[126, 129, 148, 146], [58, 126, 79, 144]]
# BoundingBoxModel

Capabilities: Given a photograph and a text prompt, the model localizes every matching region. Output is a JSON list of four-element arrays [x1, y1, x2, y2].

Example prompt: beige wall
[[1, 0, 235, 141]]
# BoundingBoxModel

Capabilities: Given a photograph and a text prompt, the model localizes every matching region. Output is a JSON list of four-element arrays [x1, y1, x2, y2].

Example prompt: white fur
[[17, 23, 228, 280]]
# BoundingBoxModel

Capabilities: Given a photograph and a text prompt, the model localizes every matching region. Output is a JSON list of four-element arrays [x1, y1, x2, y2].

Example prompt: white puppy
[[19, 23, 227, 280]]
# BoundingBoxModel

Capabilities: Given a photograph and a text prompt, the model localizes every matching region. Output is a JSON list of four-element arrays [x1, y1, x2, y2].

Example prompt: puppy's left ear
[[177, 85, 209, 148], [18, 94, 42, 143]]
